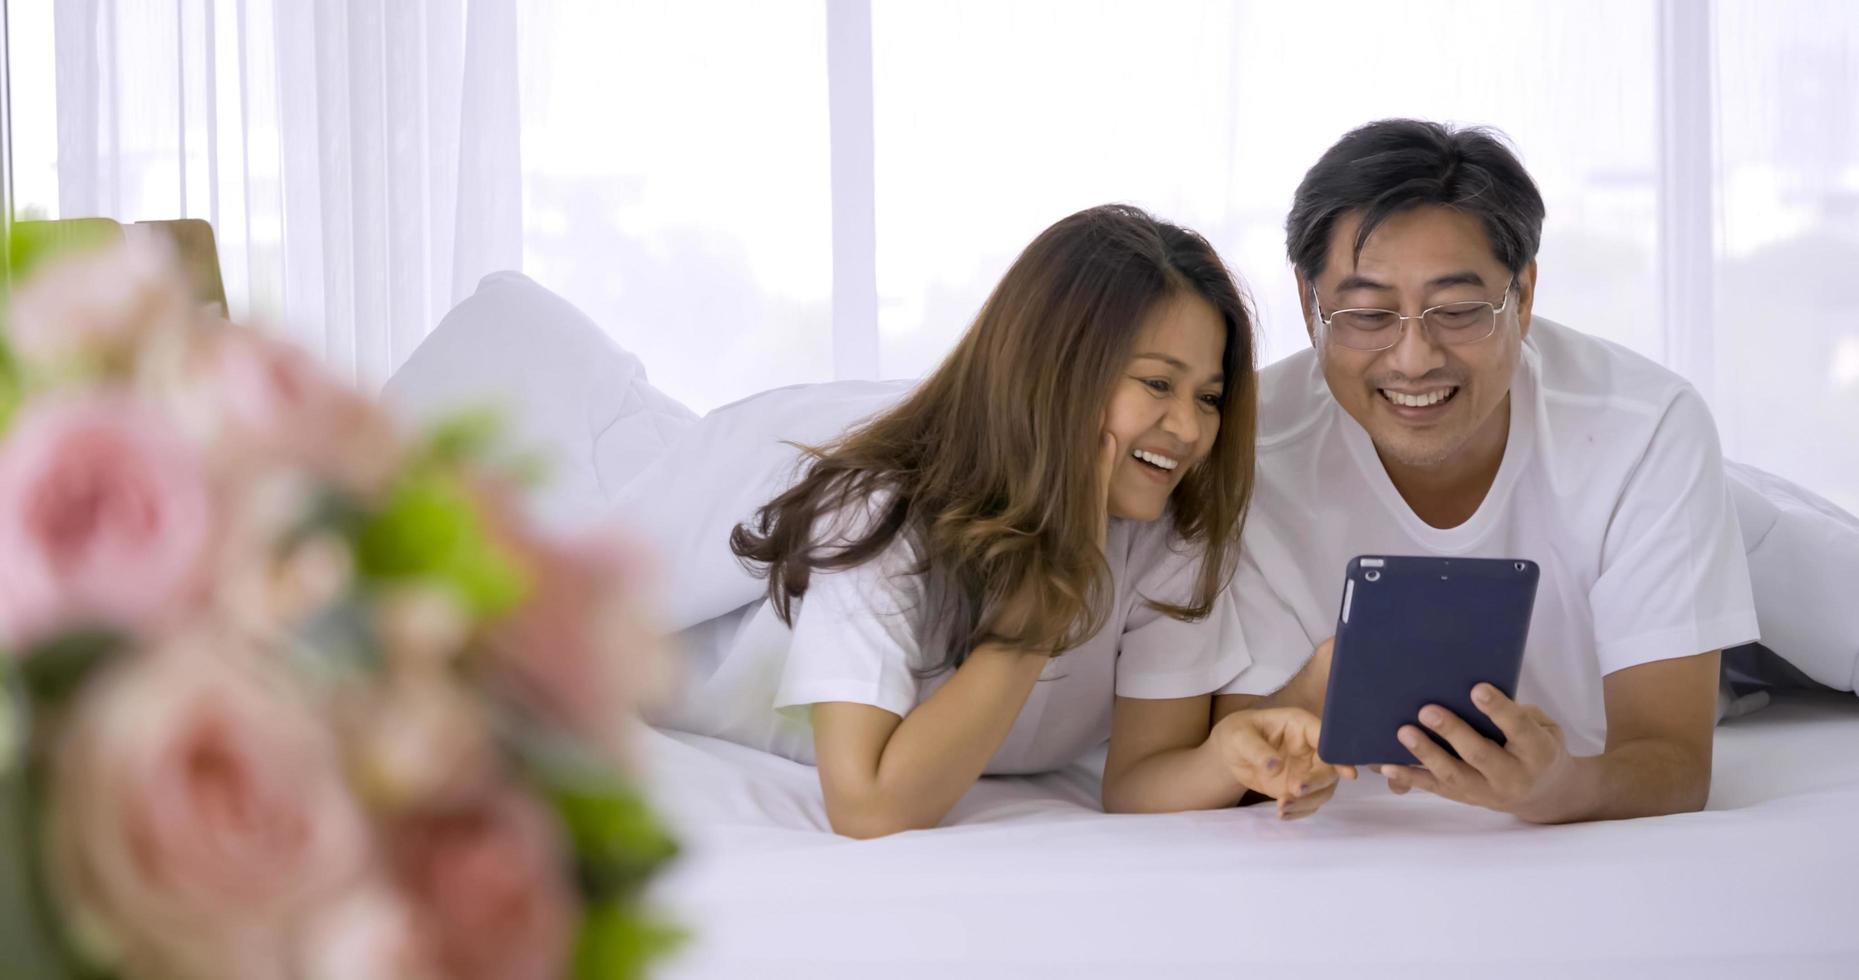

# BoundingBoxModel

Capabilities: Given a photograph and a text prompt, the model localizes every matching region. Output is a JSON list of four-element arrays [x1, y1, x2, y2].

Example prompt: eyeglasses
[[1311, 280, 1517, 352]]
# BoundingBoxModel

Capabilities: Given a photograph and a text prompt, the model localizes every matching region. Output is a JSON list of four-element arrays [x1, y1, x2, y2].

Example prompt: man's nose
[[1379, 316, 1448, 379]]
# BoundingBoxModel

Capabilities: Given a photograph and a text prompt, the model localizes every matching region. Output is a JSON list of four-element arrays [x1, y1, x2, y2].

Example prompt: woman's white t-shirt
[[666, 503, 1245, 775], [1218, 317, 1760, 755]]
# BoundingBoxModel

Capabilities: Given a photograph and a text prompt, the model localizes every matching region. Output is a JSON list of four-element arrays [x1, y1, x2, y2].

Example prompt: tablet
[[1317, 555, 1540, 768]]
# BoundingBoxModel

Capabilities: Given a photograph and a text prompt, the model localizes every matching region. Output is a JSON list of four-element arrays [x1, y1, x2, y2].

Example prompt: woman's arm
[[812, 641, 1049, 839], [1104, 694, 1354, 819], [1102, 694, 1245, 811], [811, 433, 1129, 839]]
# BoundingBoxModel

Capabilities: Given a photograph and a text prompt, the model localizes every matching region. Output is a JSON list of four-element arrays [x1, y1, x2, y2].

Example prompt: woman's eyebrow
[[1132, 352, 1186, 370], [1132, 353, 1222, 385]]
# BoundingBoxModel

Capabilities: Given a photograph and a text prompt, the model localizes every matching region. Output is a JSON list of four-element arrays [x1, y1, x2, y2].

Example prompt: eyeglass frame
[[1309, 278, 1519, 352]]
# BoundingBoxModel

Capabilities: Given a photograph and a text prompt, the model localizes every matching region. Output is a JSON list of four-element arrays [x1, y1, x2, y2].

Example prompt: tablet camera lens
[[1364, 570, 1380, 582], [1514, 562, 1526, 572]]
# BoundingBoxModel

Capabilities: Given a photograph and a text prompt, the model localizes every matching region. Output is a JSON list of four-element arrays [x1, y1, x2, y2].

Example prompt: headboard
[[11, 217, 229, 318]]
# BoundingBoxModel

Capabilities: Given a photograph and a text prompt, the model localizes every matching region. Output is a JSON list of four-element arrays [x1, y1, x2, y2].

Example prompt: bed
[[642, 693, 1859, 979], [384, 271, 1859, 979]]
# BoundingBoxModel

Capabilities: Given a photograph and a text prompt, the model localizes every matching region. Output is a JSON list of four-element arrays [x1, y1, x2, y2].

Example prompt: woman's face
[[1102, 292, 1227, 522]]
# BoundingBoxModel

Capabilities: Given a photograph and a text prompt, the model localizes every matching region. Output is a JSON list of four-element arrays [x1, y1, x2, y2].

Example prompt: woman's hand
[[1212, 707, 1357, 820]]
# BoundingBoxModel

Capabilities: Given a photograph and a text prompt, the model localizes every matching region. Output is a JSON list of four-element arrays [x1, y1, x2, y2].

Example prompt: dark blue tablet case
[[1317, 555, 1540, 767]]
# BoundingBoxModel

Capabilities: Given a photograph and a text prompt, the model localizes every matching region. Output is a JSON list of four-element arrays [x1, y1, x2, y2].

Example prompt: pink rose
[[296, 881, 442, 980], [207, 327, 403, 496], [388, 786, 578, 980], [5, 236, 193, 372], [0, 395, 213, 650], [45, 636, 370, 979], [487, 511, 664, 757]]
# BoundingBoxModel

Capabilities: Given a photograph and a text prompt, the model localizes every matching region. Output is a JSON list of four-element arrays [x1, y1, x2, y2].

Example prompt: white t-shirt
[[649, 384, 1246, 775], [1218, 317, 1760, 755]]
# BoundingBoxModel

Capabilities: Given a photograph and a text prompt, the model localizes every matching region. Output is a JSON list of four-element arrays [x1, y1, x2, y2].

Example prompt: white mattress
[[642, 694, 1859, 979]]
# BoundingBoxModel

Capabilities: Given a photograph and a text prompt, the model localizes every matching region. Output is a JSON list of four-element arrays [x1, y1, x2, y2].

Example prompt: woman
[[708, 204, 1349, 837]]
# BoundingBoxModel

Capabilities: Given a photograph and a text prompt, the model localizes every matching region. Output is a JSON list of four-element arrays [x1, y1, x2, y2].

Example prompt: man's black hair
[[1286, 119, 1546, 282]]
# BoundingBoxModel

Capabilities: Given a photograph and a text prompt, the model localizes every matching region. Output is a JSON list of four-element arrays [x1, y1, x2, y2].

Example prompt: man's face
[[1301, 206, 1536, 471]]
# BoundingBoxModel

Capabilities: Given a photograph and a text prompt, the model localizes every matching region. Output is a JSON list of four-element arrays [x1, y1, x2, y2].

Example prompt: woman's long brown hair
[[730, 204, 1257, 674]]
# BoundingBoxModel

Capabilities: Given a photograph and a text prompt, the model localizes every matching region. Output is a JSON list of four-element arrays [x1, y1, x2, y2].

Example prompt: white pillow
[[1728, 460, 1859, 692], [609, 380, 913, 633], [383, 271, 697, 531]]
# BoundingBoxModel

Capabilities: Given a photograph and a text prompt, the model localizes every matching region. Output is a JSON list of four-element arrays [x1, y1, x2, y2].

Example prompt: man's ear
[[1516, 260, 1538, 339], [1296, 271, 1318, 348]]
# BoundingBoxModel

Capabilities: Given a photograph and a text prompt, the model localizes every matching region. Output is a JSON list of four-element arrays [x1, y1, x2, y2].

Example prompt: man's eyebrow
[[1133, 353, 1223, 385], [1334, 274, 1391, 292], [1426, 270, 1488, 290], [1332, 270, 1489, 294]]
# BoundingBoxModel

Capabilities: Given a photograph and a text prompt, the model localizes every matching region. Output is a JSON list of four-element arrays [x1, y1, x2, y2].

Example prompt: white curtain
[[39, 0, 521, 386], [17, 0, 1859, 510]]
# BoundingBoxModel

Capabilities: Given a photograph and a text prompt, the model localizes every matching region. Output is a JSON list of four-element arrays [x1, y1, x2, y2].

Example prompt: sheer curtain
[[15, 0, 1859, 508], [868, 0, 1857, 512], [28, 0, 521, 386]]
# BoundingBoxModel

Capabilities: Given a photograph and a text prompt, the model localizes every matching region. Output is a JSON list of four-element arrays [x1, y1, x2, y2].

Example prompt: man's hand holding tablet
[[1312, 556, 1588, 818]]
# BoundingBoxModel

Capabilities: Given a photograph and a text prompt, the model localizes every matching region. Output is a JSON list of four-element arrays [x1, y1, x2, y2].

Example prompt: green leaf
[[508, 729, 684, 979], [7, 216, 116, 284], [554, 772, 679, 898], [15, 631, 127, 709], [571, 900, 687, 980], [0, 668, 24, 780], [415, 406, 551, 489], [422, 405, 507, 466], [0, 337, 20, 435], [353, 477, 470, 577], [1, 754, 115, 980], [557, 779, 681, 901], [446, 545, 529, 620], [1, 767, 74, 979], [351, 474, 528, 619], [292, 487, 371, 543], [513, 732, 679, 901]]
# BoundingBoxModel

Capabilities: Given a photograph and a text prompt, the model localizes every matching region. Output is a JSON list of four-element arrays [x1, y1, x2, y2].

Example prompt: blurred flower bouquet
[[0, 230, 679, 980]]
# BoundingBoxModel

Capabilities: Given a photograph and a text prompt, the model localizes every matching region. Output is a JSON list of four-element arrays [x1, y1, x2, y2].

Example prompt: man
[[1216, 119, 1758, 823]]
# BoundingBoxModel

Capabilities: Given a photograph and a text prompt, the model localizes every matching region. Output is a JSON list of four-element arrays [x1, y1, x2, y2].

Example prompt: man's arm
[[1382, 650, 1720, 823], [1530, 650, 1718, 822]]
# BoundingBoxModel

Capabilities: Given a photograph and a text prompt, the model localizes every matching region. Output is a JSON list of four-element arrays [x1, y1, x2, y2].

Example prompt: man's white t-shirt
[[649, 383, 1247, 775], [1218, 317, 1760, 755]]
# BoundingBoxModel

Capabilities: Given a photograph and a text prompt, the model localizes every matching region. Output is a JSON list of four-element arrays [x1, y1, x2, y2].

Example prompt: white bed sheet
[[642, 694, 1859, 979]]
